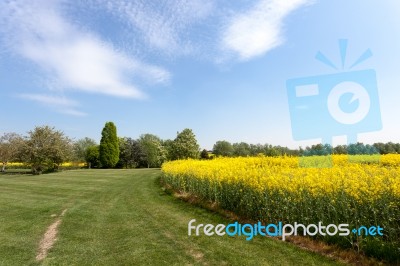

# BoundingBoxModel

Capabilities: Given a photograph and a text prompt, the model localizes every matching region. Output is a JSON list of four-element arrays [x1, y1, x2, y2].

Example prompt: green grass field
[[0, 169, 343, 265]]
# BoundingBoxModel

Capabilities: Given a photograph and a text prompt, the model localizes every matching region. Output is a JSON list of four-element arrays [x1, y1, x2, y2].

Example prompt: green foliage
[[20, 126, 72, 174], [117, 137, 144, 168], [200, 149, 209, 159], [333, 145, 347, 155], [347, 143, 379, 155], [0, 132, 23, 172], [171, 129, 200, 160], [303, 144, 333, 156], [213, 140, 234, 157], [373, 142, 400, 154], [99, 122, 119, 168], [162, 139, 175, 161], [85, 145, 100, 168], [304, 143, 379, 156], [73, 137, 97, 162], [212, 141, 301, 157], [232, 142, 250, 157], [138, 134, 166, 168]]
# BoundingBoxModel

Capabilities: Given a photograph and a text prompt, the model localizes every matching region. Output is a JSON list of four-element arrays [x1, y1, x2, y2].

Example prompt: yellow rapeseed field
[[7, 162, 86, 167], [162, 154, 400, 259], [162, 155, 400, 200]]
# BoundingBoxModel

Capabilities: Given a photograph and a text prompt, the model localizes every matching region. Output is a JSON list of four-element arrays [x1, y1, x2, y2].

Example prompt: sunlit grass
[[0, 169, 341, 265]]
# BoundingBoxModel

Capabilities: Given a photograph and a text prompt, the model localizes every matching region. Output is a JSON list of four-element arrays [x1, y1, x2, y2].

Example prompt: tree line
[[0, 122, 201, 173], [1, 121, 400, 173], [211, 141, 400, 157]]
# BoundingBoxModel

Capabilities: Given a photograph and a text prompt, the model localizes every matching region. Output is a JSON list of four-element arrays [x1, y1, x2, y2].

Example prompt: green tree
[[249, 144, 263, 156], [373, 142, 387, 154], [171, 129, 200, 160], [117, 137, 142, 168], [264, 144, 283, 156], [303, 143, 332, 156], [99, 122, 119, 168], [73, 137, 97, 162], [384, 142, 397, 154], [85, 145, 100, 168], [233, 142, 250, 157], [162, 139, 175, 161], [131, 139, 146, 167], [20, 126, 72, 174], [138, 134, 166, 168], [333, 145, 348, 155], [213, 140, 234, 157], [200, 149, 209, 159], [347, 142, 378, 155], [0, 132, 23, 172]]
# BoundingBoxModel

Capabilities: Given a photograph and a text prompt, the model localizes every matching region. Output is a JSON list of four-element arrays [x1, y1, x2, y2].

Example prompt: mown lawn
[[0, 169, 343, 265]]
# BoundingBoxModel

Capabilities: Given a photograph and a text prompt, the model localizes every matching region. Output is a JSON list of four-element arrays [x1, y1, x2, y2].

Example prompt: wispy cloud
[[19, 93, 87, 116], [60, 109, 88, 117], [0, 0, 311, 118], [221, 0, 312, 61], [18, 94, 78, 107], [98, 0, 214, 56], [0, 0, 170, 100]]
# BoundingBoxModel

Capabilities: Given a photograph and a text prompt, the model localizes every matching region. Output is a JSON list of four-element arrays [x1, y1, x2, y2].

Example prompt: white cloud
[[18, 93, 87, 116], [60, 109, 88, 117], [19, 94, 78, 107], [0, 0, 311, 117], [99, 0, 214, 55], [221, 0, 312, 61], [0, 0, 170, 99]]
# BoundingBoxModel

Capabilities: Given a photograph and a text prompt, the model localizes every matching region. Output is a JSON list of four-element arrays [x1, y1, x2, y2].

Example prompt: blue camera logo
[[287, 40, 382, 163]]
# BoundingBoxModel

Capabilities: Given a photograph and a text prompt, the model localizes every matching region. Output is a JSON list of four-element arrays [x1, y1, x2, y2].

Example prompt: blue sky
[[1, 0, 400, 149]]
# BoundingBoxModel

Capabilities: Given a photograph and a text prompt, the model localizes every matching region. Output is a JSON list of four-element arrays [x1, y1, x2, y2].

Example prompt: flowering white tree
[[0, 132, 23, 172]]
